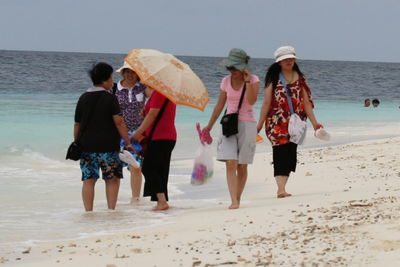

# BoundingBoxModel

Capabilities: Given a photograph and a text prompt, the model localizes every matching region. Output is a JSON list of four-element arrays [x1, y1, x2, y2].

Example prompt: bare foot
[[152, 202, 169, 211], [130, 197, 140, 204], [277, 192, 292, 198], [229, 203, 240, 209]]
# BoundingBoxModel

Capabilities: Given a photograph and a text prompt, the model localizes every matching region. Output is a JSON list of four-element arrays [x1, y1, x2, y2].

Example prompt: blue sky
[[1, 0, 399, 62]]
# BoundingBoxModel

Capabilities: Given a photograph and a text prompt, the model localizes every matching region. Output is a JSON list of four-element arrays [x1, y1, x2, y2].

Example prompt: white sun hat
[[116, 61, 135, 75], [274, 46, 298, 62]]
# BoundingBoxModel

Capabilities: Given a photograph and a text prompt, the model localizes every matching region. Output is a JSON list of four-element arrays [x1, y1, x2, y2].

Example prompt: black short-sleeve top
[[74, 89, 122, 152]]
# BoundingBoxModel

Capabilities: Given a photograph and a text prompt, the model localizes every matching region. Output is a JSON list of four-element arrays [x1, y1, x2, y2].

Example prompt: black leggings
[[142, 140, 176, 201], [272, 142, 298, 177]]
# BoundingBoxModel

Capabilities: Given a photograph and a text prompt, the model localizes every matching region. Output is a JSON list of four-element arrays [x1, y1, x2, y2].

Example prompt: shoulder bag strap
[[279, 73, 295, 115], [223, 82, 247, 115], [237, 82, 247, 112], [147, 99, 169, 141]]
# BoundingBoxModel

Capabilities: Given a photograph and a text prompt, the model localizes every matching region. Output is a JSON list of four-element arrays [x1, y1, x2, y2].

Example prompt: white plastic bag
[[288, 113, 307, 145], [191, 144, 214, 185]]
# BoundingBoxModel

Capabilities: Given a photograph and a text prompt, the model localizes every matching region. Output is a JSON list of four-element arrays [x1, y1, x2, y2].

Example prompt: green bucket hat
[[220, 48, 250, 71]]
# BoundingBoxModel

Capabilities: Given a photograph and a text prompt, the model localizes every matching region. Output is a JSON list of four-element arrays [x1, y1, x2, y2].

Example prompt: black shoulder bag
[[220, 83, 247, 137], [66, 94, 101, 161]]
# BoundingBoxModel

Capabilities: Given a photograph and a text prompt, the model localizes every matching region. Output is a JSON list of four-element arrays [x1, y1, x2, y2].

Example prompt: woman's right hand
[[125, 144, 135, 152], [203, 124, 212, 132]]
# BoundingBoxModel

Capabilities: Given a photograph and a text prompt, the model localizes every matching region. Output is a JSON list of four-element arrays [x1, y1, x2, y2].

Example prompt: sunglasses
[[226, 66, 237, 71]]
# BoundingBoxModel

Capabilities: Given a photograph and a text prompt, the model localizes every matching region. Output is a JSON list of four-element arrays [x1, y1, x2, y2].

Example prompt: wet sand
[[3, 137, 400, 266]]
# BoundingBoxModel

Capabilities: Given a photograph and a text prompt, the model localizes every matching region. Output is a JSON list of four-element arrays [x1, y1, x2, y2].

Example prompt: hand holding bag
[[280, 73, 307, 145], [66, 141, 82, 161], [220, 83, 247, 137], [138, 136, 149, 158]]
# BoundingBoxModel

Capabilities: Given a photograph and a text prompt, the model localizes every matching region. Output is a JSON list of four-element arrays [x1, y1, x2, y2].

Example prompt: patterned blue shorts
[[80, 151, 124, 181]]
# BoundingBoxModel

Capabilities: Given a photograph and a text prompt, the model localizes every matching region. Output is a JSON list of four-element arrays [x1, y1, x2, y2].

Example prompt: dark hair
[[364, 98, 370, 103], [89, 62, 113, 85], [264, 62, 304, 90], [372, 98, 380, 104], [226, 66, 237, 71]]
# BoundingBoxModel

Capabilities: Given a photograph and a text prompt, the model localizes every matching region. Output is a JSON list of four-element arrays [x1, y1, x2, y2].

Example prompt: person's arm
[[144, 86, 153, 98], [113, 115, 132, 147], [73, 97, 83, 142], [257, 84, 273, 133], [302, 88, 323, 131], [107, 92, 132, 148], [131, 108, 160, 141], [204, 90, 227, 131], [243, 70, 259, 105], [73, 123, 81, 141]]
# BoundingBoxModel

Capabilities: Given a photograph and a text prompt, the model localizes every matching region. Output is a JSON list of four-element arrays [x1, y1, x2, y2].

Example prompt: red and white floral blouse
[[265, 76, 314, 146]]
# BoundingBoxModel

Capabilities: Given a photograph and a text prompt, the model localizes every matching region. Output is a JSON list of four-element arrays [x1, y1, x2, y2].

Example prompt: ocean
[[1, 50, 399, 255]]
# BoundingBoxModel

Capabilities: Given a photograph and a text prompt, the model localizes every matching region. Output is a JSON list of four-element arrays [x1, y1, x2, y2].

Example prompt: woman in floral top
[[257, 46, 323, 198], [114, 62, 152, 203]]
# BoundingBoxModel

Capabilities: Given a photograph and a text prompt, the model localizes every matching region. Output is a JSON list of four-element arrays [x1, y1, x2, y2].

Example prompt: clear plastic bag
[[191, 144, 214, 185]]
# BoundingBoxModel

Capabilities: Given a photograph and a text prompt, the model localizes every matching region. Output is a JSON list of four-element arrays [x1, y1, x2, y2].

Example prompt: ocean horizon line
[[1, 48, 399, 65]]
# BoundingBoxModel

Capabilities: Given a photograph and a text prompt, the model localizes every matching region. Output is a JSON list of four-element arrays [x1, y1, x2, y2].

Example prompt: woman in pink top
[[132, 90, 176, 211], [204, 48, 259, 209]]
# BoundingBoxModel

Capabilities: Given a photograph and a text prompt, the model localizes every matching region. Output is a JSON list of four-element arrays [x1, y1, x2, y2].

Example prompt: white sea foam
[[0, 148, 221, 255]]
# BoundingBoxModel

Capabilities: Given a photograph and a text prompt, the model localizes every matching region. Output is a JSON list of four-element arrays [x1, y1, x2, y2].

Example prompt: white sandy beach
[[2, 137, 400, 267]]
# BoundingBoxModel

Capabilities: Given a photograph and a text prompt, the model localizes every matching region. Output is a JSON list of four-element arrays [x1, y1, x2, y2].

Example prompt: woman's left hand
[[243, 69, 251, 82], [131, 130, 142, 141], [313, 122, 323, 131]]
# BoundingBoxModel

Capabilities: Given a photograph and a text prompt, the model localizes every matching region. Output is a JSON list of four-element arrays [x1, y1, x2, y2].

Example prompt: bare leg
[[153, 193, 169, 211], [130, 167, 142, 202], [226, 160, 239, 209], [275, 175, 292, 198], [82, 179, 96, 212], [105, 177, 120, 210], [236, 164, 248, 204]]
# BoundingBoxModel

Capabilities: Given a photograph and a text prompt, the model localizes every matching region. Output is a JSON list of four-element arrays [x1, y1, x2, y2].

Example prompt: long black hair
[[264, 62, 304, 90]]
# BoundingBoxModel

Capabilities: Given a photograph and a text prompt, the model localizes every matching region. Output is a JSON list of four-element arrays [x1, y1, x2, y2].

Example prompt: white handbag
[[280, 73, 307, 145], [288, 113, 307, 145]]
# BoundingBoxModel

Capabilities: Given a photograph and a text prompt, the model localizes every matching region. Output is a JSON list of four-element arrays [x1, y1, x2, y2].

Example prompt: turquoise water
[[1, 50, 399, 159], [1, 94, 399, 160], [0, 50, 399, 254]]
